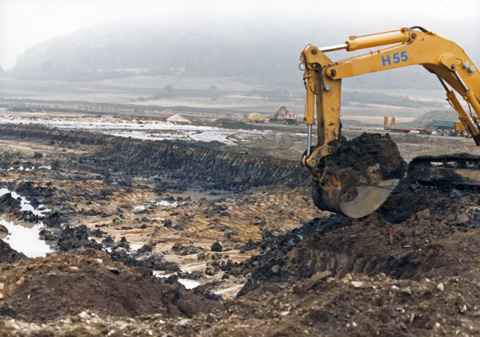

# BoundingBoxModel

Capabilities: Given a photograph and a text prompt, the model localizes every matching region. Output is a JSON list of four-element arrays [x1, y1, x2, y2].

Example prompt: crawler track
[[409, 153, 480, 189]]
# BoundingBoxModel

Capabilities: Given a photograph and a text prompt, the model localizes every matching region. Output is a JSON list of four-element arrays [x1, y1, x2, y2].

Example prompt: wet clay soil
[[0, 121, 479, 336]]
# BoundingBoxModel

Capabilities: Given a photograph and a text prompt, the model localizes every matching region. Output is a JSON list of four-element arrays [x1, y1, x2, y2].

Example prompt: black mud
[[234, 180, 480, 295], [0, 124, 310, 192]]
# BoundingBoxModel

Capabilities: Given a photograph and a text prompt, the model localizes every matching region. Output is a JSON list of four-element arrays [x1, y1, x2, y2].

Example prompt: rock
[[0, 305, 18, 318], [16, 276, 25, 286], [310, 271, 331, 283], [271, 265, 280, 274], [78, 311, 91, 320], [0, 225, 8, 235], [351, 281, 364, 288], [211, 242, 223, 252], [173, 224, 184, 231], [30, 198, 40, 209], [181, 246, 202, 255], [417, 208, 431, 220], [140, 255, 180, 272], [437, 283, 444, 292], [164, 219, 173, 228], [456, 294, 467, 313], [456, 213, 470, 223], [137, 243, 154, 254], [0, 193, 21, 213], [39, 229, 56, 241], [172, 242, 183, 251]]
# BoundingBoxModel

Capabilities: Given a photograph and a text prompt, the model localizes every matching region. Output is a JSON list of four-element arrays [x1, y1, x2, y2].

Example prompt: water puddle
[[1, 219, 52, 257], [0, 117, 275, 145], [1, 165, 52, 171], [0, 188, 51, 217], [0, 188, 53, 257], [177, 278, 201, 289], [156, 200, 179, 207]]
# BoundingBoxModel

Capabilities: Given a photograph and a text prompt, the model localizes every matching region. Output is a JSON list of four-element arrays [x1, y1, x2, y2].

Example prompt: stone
[[211, 242, 223, 252]]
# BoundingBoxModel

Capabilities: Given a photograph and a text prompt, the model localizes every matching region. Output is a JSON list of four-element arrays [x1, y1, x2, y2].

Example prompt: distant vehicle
[[383, 116, 433, 134], [433, 120, 458, 136], [248, 113, 266, 123], [269, 106, 300, 125]]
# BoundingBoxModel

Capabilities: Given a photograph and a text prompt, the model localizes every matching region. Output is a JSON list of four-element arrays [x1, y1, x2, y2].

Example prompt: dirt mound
[[235, 182, 480, 295], [0, 249, 221, 322], [412, 109, 459, 128], [214, 118, 259, 130], [166, 114, 191, 124]]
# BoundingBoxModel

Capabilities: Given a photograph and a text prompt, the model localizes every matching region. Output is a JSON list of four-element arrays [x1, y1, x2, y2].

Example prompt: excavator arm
[[300, 27, 480, 218]]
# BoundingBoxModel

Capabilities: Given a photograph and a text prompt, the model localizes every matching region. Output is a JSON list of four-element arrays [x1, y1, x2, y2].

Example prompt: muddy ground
[[0, 114, 480, 336]]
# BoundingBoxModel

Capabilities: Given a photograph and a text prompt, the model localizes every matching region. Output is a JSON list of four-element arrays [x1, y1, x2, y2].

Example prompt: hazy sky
[[0, 0, 478, 70]]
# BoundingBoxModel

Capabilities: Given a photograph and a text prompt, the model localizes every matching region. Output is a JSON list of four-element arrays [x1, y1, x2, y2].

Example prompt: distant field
[[0, 75, 448, 124]]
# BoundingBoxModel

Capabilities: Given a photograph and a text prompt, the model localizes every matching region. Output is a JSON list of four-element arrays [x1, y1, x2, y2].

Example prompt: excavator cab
[[301, 27, 480, 218]]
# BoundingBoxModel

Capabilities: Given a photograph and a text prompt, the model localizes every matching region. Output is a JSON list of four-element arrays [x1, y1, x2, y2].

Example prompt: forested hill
[[9, 20, 479, 90], [11, 20, 301, 84]]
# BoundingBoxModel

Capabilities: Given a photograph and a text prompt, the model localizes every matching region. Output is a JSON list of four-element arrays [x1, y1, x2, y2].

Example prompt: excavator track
[[408, 154, 480, 189]]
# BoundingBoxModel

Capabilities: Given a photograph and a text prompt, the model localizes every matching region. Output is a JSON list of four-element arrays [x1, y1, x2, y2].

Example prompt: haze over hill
[[11, 20, 300, 84], [7, 19, 479, 91]]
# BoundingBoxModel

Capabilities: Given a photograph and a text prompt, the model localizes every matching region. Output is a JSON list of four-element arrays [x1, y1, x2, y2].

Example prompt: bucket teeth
[[312, 168, 400, 218]]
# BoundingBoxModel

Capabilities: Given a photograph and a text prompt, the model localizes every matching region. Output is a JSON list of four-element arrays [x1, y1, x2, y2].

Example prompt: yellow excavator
[[300, 27, 480, 218]]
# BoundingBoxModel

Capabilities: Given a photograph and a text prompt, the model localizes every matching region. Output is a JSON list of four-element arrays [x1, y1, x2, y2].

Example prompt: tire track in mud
[[0, 124, 310, 191]]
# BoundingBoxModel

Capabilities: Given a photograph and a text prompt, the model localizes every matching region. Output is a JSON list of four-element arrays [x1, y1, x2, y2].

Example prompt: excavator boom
[[301, 27, 480, 218]]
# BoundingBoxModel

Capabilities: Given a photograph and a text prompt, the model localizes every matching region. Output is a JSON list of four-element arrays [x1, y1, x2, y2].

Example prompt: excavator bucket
[[310, 133, 407, 218], [312, 169, 401, 218]]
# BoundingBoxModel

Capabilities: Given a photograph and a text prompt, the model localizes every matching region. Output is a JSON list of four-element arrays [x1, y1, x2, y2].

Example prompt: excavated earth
[[0, 119, 479, 336]]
